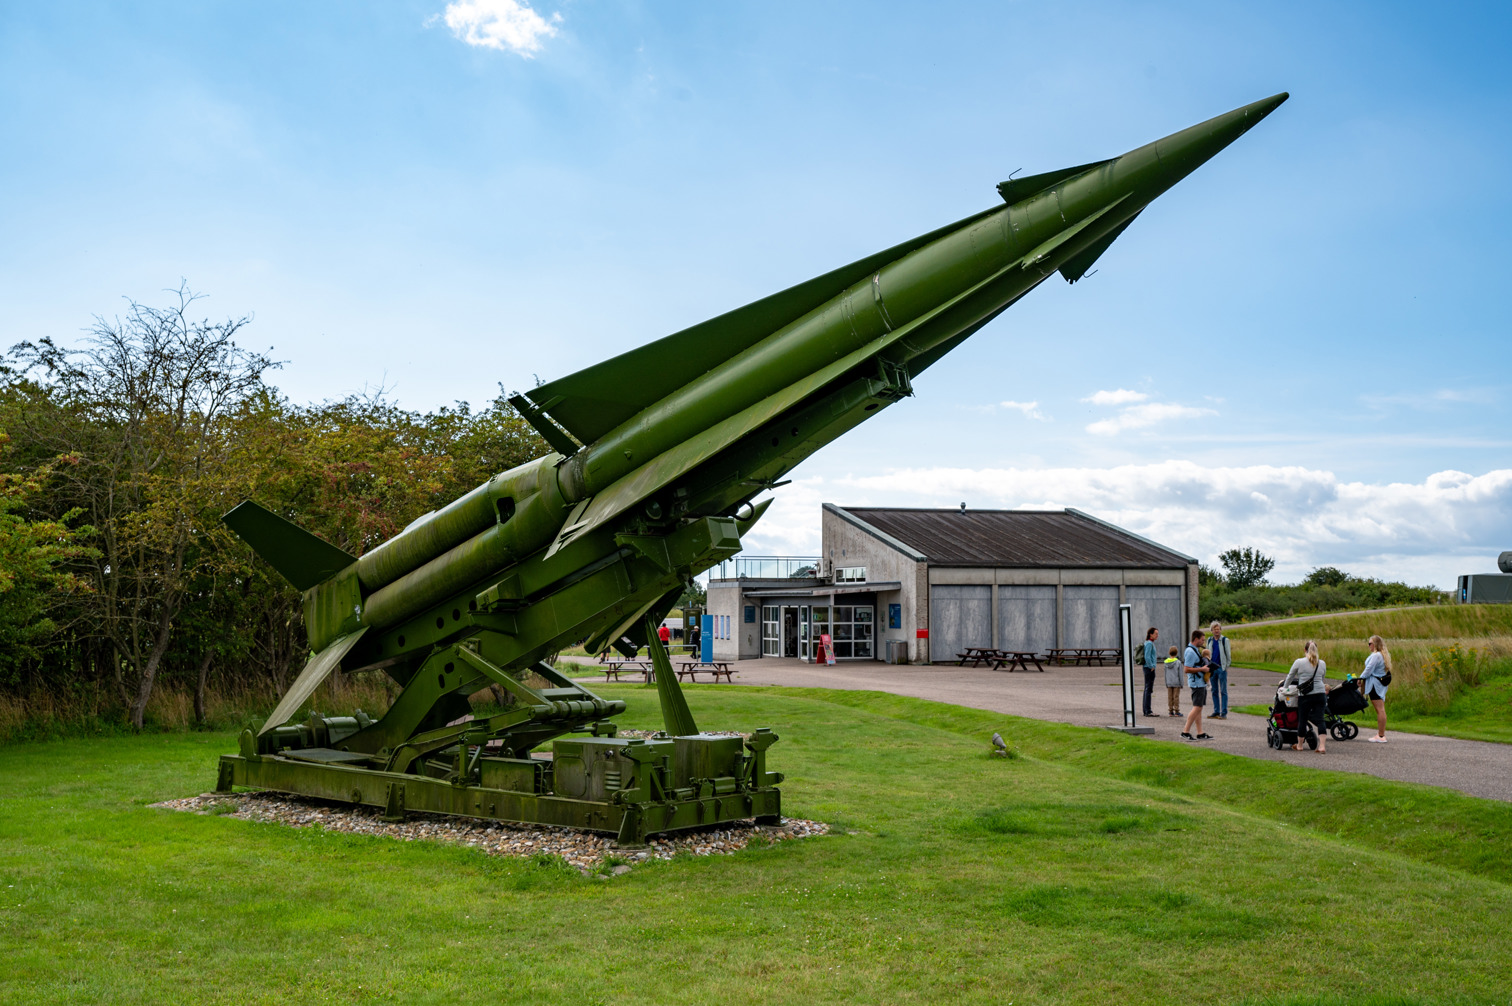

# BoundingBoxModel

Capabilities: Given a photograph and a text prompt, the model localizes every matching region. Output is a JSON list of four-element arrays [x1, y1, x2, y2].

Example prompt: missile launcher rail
[[218, 94, 1287, 844]]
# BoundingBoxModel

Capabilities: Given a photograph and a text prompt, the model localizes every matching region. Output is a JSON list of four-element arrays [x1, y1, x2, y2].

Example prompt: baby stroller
[[1325, 678, 1367, 741], [1266, 686, 1316, 750]]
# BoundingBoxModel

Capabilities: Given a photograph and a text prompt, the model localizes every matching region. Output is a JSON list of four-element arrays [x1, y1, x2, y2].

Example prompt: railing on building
[[709, 556, 820, 580]]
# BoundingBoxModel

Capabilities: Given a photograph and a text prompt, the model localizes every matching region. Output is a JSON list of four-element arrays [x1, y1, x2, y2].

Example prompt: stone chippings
[[153, 792, 827, 872]]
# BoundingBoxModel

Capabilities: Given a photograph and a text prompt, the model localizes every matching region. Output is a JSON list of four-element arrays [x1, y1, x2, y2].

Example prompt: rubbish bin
[[886, 640, 909, 665]]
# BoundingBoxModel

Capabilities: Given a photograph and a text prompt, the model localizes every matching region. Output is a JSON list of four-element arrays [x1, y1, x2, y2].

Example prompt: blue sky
[[2, 1, 1509, 586]]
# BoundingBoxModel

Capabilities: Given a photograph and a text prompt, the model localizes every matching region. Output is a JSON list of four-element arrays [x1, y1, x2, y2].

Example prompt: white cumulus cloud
[[731, 463, 1512, 589], [999, 400, 1047, 421], [1086, 402, 1215, 436], [1083, 388, 1148, 406], [440, 0, 560, 56]]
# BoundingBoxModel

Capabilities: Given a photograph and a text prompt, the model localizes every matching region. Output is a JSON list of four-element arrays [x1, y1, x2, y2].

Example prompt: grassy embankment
[[4, 684, 1512, 1003], [1226, 605, 1512, 743]]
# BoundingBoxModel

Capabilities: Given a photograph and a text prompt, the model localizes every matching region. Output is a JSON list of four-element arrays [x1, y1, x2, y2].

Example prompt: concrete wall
[[821, 507, 929, 662], [705, 580, 741, 661]]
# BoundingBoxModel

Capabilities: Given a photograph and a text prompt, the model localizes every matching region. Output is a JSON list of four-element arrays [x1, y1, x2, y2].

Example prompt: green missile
[[217, 95, 1286, 841], [539, 92, 1288, 547]]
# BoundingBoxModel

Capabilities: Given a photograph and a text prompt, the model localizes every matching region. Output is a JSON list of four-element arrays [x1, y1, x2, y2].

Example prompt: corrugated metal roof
[[837, 507, 1190, 568]]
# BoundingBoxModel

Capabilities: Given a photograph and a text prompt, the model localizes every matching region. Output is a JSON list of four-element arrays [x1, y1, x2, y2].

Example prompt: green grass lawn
[[5, 685, 1512, 1004]]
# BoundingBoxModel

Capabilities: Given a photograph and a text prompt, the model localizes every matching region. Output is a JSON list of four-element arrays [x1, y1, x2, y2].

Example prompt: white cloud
[[1086, 402, 1215, 436], [733, 463, 1512, 589], [440, 0, 561, 57], [1083, 388, 1148, 406], [999, 400, 1046, 421]]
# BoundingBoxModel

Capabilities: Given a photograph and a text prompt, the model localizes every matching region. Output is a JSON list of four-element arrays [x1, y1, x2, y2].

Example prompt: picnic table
[[677, 660, 733, 683], [1044, 647, 1122, 666], [602, 659, 653, 682], [956, 646, 1005, 668], [956, 646, 1046, 672], [999, 650, 1046, 673]]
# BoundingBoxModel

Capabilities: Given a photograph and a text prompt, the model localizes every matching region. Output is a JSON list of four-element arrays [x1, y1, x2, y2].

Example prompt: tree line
[[0, 287, 547, 732], [1197, 547, 1450, 625]]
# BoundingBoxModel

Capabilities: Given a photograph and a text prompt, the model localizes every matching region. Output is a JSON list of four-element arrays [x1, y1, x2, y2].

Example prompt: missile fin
[[1059, 210, 1142, 284], [525, 205, 1004, 446], [223, 500, 357, 591], [1018, 195, 1131, 271], [996, 160, 1111, 205], [259, 627, 369, 735]]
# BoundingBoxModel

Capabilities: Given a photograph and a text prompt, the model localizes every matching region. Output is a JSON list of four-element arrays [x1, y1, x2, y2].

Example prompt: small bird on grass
[[991, 732, 1009, 757]]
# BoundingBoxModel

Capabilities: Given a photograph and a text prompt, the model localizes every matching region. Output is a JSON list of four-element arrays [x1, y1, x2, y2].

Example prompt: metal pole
[[1119, 603, 1136, 728], [1104, 603, 1151, 735]]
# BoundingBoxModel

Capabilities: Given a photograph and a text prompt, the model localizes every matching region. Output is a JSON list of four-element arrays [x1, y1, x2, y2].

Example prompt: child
[[1163, 646, 1183, 716]]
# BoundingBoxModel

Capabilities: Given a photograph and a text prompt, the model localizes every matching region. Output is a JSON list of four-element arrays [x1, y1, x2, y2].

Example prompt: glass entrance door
[[760, 606, 780, 657]]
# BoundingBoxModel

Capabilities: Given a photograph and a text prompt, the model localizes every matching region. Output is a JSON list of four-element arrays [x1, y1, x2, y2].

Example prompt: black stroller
[[1267, 678, 1367, 749], [1266, 694, 1313, 750], [1325, 679, 1367, 740]]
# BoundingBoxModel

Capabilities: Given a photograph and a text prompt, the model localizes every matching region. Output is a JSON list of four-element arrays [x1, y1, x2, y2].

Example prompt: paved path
[[686, 657, 1512, 803], [1227, 605, 1434, 629]]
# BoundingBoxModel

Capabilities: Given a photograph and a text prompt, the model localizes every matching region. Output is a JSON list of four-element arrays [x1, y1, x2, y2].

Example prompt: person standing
[[1141, 627, 1161, 716], [1361, 634, 1391, 742], [658, 622, 672, 647], [1208, 621, 1232, 719], [1181, 630, 1211, 740], [1283, 640, 1329, 754], [1163, 646, 1183, 716]]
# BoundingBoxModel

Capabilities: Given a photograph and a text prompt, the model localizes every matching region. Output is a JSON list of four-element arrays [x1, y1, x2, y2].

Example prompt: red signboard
[[817, 633, 836, 666]]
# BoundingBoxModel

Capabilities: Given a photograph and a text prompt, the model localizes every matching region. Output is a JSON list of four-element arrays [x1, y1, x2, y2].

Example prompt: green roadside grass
[[4, 685, 1512, 1004]]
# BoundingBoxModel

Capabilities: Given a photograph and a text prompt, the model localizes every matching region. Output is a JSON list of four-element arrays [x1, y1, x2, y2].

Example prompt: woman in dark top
[[1283, 640, 1330, 754]]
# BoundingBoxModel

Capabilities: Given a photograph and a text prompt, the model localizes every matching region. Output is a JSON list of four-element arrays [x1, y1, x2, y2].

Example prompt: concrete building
[[706, 505, 1198, 663]]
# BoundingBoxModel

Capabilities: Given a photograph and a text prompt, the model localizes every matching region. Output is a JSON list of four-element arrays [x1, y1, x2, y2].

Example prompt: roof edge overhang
[[1064, 508, 1198, 564], [743, 581, 903, 598], [823, 503, 929, 561]]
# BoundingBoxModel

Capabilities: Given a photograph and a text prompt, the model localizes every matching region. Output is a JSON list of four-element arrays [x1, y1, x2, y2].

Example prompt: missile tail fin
[[260, 628, 369, 735], [1059, 210, 1142, 284], [222, 500, 357, 591]]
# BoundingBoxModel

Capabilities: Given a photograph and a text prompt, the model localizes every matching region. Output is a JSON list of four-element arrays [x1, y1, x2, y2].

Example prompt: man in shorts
[[1181, 629, 1211, 740]]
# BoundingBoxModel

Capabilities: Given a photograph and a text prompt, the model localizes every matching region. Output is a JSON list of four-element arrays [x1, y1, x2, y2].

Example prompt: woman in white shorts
[[1360, 634, 1391, 742]]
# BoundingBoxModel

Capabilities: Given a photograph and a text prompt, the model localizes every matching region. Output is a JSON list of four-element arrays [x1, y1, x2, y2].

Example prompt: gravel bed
[[153, 792, 826, 872]]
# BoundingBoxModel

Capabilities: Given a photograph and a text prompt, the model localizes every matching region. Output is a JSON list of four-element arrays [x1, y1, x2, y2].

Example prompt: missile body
[[224, 94, 1286, 777]]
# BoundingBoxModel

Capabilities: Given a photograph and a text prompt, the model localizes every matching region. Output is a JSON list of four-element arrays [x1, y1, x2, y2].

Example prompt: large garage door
[[1062, 585, 1120, 649], [930, 585, 991, 663], [997, 585, 1057, 654], [1127, 586, 1183, 656]]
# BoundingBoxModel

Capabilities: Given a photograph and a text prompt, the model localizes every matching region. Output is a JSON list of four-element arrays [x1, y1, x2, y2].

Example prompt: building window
[[836, 566, 867, 583], [761, 606, 780, 656], [829, 604, 874, 658]]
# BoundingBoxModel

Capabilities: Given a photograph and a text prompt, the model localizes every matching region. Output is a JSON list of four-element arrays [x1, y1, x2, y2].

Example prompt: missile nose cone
[[1120, 92, 1289, 203]]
